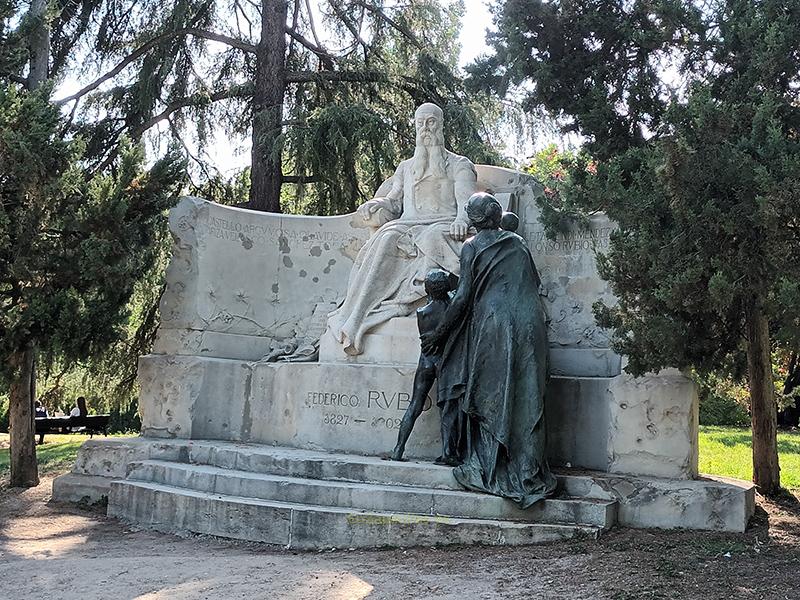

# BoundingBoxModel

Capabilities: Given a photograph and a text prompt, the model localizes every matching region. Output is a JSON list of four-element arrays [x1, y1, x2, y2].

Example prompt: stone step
[[188, 443, 461, 488], [108, 479, 603, 549], [177, 442, 616, 500], [126, 460, 617, 528]]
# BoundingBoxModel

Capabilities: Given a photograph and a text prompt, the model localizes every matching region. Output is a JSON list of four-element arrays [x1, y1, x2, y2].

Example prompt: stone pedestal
[[319, 316, 420, 365], [53, 438, 755, 536], [138, 353, 698, 478], [547, 371, 699, 479]]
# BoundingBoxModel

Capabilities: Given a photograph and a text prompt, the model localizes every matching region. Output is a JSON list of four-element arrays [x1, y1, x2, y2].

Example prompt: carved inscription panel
[[516, 198, 617, 350], [304, 389, 434, 433], [255, 363, 441, 460], [524, 226, 613, 255]]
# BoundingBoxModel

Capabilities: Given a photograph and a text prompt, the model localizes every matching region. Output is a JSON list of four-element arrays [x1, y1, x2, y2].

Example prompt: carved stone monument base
[[53, 437, 755, 544], [138, 355, 441, 459], [134, 354, 699, 478]]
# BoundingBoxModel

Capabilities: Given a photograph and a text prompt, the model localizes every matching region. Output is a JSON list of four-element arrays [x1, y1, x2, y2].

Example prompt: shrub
[[699, 388, 750, 427]]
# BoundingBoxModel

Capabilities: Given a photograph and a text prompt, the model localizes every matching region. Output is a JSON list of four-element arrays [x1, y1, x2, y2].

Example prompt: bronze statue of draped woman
[[421, 193, 556, 508]]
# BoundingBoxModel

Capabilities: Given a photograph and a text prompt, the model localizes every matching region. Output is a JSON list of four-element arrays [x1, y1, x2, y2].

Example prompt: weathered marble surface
[[139, 355, 442, 459], [161, 167, 620, 377], [319, 316, 421, 365], [519, 212, 619, 369], [54, 438, 755, 532], [155, 197, 368, 362], [138, 353, 697, 478], [547, 370, 699, 479], [326, 103, 477, 356]]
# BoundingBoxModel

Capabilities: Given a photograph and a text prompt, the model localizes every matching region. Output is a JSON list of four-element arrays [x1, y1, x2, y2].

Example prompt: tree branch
[[303, 0, 324, 49], [85, 84, 248, 178], [167, 117, 219, 187], [285, 27, 335, 69], [327, 1, 370, 53], [283, 175, 318, 184], [55, 28, 256, 105], [183, 28, 256, 54], [355, 0, 422, 49], [234, 0, 255, 40], [130, 84, 254, 138], [285, 70, 386, 83]]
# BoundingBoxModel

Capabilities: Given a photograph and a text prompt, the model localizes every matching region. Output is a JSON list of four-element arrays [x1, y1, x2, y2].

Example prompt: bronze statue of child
[[389, 269, 462, 465]]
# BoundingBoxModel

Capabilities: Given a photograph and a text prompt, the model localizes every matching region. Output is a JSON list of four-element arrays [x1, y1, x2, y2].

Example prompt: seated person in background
[[70, 396, 88, 417], [35, 401, 48, 444], [69, 396, 88, 432]]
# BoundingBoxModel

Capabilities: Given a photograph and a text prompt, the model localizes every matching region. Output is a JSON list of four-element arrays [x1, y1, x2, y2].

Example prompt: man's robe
[[327, 150, 477, 355]]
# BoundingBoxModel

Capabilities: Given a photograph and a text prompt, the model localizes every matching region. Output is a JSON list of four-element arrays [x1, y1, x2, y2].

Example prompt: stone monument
[[52, 105, 756, 548], [326, 102, 476, 356]]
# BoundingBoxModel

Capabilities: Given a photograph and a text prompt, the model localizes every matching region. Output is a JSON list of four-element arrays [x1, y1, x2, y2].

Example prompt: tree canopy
[[1, 1, 188, 485], [0, 85, 185, 366], [26, 0, 504, 214], [477, 0, 800, 494]]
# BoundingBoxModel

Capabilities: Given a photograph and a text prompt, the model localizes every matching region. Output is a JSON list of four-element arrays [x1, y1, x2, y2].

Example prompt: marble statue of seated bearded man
[[326, 103, 477, 355]]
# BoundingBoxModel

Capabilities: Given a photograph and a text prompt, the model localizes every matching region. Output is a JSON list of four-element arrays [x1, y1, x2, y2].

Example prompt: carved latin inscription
[[204, 215, 357, 251], [526, 227, 613, 255]]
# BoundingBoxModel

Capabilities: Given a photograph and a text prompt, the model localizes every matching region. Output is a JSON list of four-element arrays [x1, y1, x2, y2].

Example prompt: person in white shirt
[[69, 396, 87, 417], [69, 396, 88, 432]]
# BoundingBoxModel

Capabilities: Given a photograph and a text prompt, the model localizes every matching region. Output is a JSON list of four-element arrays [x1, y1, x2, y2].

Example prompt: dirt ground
[[1, 476, 799, 600]]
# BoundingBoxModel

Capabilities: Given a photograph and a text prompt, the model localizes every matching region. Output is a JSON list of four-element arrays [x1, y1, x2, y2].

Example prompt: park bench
[[34, 414, 110, 445]]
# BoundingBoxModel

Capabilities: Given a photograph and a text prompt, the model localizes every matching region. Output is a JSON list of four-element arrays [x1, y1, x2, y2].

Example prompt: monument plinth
[[54, 159, 755, 546], [319, 316, 422, 365]]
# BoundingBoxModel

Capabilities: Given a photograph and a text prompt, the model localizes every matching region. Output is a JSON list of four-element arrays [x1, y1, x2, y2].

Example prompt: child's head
[[500, 211, 519, 232], [424, 269, 451, 299]]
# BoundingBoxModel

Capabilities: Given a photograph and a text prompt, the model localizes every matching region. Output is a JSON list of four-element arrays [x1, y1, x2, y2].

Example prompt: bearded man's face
[[415, 111, 442, 147]]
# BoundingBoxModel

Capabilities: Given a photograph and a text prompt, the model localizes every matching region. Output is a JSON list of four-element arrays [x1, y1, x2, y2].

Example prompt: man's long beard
[[412, 144, 448, 182]]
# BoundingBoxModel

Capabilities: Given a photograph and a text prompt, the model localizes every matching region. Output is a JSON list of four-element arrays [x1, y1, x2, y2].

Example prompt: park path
[[1, 475, 799, 600]]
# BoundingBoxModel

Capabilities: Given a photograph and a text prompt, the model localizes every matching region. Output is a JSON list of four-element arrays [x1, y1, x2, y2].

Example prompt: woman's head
[[466, 193, 503, 230]]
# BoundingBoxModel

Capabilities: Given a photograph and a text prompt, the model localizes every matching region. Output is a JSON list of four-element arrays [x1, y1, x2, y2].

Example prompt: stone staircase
[[97, 443, 617, 549]]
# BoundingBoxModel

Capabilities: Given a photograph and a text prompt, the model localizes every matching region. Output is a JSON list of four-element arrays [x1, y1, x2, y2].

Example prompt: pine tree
[[1, 2, 186, 487], [40, 0, 502, 214], [478, 0, 800, 495]]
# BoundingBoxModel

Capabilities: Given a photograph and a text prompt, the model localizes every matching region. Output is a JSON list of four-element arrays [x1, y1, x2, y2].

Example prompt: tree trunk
[[745, 297, 781, 495], [27, 0, 50, 89], [249, 0, 288, 212], [9, 346, 39, 488], [9, 0, 48, 490]]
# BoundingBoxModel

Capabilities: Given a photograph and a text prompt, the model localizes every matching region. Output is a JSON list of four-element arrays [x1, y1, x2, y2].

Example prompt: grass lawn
[[699, 425, 800, 489]]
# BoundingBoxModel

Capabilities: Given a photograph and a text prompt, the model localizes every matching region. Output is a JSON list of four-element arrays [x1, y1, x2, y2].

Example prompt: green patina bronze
[[422, 192, 556, 508]]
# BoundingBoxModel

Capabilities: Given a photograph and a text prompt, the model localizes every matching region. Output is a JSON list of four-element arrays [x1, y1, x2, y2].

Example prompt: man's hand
[[357, 200, 381, 221], [449, 218, 469, 241]]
